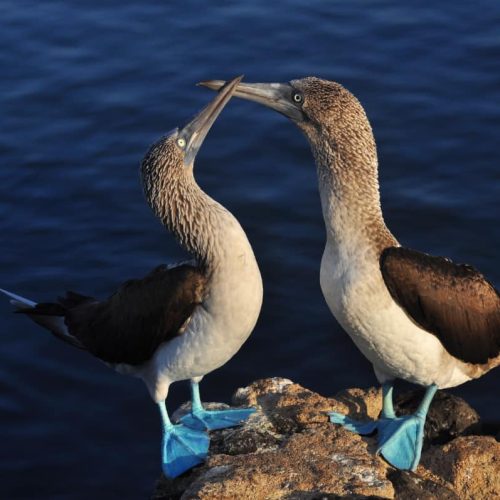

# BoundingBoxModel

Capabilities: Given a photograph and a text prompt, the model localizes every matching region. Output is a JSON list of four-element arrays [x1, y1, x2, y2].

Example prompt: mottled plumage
[[141, 134, 228, 266], [200, 75, 499, 472], [2, 76, 262, 478]]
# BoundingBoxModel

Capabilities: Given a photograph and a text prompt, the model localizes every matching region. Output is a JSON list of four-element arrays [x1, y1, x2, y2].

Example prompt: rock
[[387, 470, 458, 499], [153, 378, 498, 500], [232, 377, 382, 433], [182, 426, 394, 499], [421, 436, 500, 499]]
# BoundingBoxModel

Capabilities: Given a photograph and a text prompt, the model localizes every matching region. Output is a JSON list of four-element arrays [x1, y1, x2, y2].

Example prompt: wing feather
[[24, 264, 207, 365], [380, 247, 500, 364]]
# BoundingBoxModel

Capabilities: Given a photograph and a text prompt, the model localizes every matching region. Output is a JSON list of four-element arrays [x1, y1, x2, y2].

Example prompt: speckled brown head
[[142, 75, 243, 202], [140, 76, 243, 260], [198, 77, 376, 164]]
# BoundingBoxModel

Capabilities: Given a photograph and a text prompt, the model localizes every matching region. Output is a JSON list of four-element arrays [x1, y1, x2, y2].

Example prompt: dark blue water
[[1, 1, 499, 497]]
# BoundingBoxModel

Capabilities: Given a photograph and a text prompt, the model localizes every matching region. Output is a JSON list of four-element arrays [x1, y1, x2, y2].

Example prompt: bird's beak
[[198, 80, 305, 122], [182, 75, 243, 166]]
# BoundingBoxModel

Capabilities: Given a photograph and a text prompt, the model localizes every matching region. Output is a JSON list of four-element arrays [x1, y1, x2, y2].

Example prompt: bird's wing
[[24, 264, 208, 365], [380, 246, 500, 364]]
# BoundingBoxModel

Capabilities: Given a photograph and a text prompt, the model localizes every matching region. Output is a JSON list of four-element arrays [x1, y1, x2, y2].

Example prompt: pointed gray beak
[[182, 75, 243, 165], [198, 80, 305, 122]]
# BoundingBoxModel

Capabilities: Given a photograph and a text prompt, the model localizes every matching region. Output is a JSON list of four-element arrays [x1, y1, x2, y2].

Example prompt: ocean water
[[0, 1, 499, 498]]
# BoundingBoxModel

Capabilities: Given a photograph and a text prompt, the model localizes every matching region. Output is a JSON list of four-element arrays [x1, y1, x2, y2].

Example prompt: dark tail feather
[[19, 303, 85, 350], [16, 302, 66, 316], [0, 289, 86, 351]]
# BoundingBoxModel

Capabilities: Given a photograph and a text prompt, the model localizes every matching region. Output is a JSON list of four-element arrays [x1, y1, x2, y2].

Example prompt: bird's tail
[[0, 288, 83, 349], [0, 288, 37, 309]]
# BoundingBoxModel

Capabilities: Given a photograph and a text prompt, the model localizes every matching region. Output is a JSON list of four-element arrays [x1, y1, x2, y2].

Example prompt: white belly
[[320, 243, 471, 389], [139, 233, 263, 402]]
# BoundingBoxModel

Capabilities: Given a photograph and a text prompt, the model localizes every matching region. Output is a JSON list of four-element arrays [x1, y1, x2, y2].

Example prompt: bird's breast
[[319, 240, 469, 387], [145, 225, 263, 390], [205, 240, 263, 340]]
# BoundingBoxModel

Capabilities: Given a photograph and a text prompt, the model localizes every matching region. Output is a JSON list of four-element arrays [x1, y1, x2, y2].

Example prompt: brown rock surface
[[421, 435, 500, 499], [153, 378, 499, 500]]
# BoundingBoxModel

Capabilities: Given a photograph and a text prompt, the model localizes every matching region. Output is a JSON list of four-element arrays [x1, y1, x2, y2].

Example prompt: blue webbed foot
[[328, 412, 380, 434], [329, 383, 436, 471], [376, 414, 425, 471], [181, 407, 256, 431], [329, 412, 423, 470], [161, 424, 209, 478]]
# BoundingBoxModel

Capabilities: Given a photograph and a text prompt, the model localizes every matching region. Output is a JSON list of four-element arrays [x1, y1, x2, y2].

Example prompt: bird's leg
[[180, 379, 256, 431], [191, 378, 204, 414], [381, 381, 396, 419], [376, 384, 438, 471], [158, 400, 209, 478]]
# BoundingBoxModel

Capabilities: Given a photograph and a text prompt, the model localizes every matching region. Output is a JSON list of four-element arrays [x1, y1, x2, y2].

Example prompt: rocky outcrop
[[153, 378, 499, 500], [421, 436, 500, 499]]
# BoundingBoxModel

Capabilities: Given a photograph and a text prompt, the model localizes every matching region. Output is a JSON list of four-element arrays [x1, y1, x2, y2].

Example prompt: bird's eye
[[292, 92, 303, 103], [177, 138, 186, 148]]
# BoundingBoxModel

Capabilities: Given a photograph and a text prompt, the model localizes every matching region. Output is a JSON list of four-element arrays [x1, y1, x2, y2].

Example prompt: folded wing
[[380, 247, 500, 364], [21, 264, 207, 365]]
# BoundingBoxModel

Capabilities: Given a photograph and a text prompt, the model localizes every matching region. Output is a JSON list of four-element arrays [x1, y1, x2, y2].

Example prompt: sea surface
[[0, 1, 499, 498]]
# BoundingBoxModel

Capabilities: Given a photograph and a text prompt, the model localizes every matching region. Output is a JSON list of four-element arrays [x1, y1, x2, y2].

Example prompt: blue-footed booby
[[1, 76, 263, 478], [200, 77, 500, 471]]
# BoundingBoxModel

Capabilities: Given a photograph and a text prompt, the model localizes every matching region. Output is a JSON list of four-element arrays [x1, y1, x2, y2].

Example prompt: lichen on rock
[[153, 378, 500, 500]]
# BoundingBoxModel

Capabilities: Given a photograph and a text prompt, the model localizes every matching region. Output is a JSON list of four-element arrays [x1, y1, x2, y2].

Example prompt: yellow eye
[[177, 138, 186, 148]]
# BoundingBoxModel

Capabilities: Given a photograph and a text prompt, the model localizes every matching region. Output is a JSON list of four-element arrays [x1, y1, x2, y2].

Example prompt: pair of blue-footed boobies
[[1, 76, 263, 478], [201, 77, 500, 471], [2, 76, 499, 476]]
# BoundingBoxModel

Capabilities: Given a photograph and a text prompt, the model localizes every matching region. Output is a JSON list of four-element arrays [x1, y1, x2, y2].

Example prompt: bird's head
[[141, 75, 242, 184], [198, 77, 373, 156]]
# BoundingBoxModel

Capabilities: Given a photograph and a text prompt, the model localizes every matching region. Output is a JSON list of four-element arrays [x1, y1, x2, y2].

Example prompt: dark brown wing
[[25, 264, 207, 365], [380, 247, 500, 364]]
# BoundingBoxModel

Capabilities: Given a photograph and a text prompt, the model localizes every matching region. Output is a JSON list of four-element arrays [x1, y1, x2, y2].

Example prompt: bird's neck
[[309, 129, 396, 255], [144, 170, 238, 270]]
